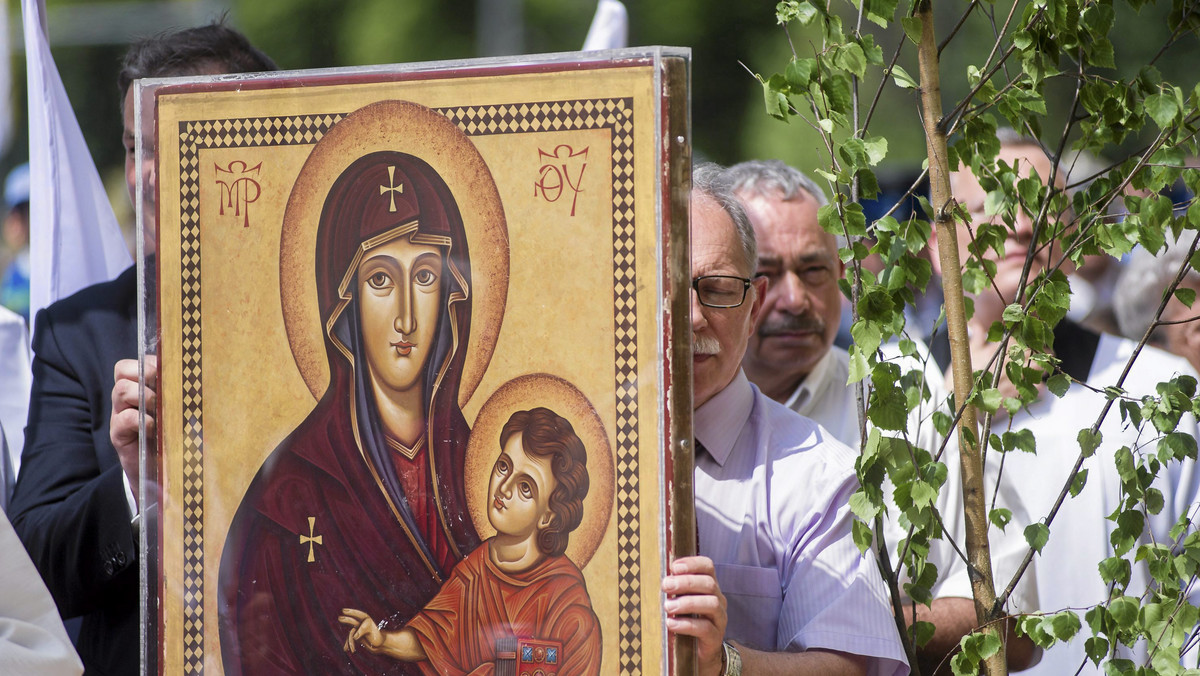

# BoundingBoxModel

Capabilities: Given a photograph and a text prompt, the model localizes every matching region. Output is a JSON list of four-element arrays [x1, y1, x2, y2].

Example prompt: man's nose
[[774, 269, 812, 314]]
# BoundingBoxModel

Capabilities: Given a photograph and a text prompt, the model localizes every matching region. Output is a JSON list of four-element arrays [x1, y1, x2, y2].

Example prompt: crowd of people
[[1, 18, 1198, 676]]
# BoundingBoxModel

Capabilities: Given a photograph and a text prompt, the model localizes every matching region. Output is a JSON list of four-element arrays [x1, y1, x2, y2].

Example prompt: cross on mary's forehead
[[380, 166, 405, 213]]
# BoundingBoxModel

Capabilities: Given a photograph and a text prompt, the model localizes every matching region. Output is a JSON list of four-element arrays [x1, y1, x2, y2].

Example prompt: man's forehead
[[743, 194, 834, 255], [691, 194, 743, 271]]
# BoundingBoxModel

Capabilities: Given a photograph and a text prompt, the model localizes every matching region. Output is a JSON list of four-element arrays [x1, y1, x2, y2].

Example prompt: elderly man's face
[[691, 193, 765, 408], [739, 191, 843, 388], [949, 144, 1062, 308]]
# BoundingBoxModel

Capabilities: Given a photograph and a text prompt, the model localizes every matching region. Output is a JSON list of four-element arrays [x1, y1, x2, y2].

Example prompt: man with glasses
[[662, 163, 908, 676]]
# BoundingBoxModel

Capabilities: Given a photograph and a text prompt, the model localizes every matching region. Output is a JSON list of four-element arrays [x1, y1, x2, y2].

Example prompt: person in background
[[1112, 231, 1200, 374], [727, 158, 1039, 674], [663, 162, 908, 676], [934, 132, 1200, 675], [0, 163, 31, 323], [9, 23, 276, 676], [0, 496, 83, 676]]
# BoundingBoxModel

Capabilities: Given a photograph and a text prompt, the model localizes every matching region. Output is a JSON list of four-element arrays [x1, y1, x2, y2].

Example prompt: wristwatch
[[721, 640, 743, 676]]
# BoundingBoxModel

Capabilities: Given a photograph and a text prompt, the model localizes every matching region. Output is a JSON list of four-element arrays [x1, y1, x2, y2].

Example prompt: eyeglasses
[[692, 275, 753, 308]]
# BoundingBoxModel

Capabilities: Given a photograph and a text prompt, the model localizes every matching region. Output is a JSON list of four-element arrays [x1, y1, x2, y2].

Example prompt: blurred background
[[0, 0, 1196, 250]]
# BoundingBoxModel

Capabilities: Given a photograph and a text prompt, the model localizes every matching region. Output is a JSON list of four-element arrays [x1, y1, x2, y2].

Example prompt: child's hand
[[339, 608, 383, 654]]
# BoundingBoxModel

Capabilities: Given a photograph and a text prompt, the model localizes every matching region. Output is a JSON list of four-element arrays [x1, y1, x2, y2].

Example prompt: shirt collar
[[694, 369, 755, 466], [782, 347, 837, 411]]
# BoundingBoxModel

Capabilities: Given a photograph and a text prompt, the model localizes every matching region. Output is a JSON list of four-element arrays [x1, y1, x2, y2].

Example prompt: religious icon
[[147, 49, 692, 676]]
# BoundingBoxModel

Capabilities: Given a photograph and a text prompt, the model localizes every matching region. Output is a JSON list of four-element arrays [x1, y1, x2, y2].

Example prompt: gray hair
[[724, 159, 845, 251], [724, 159, 829, 207], [1113, 233, 1200, 340], [693, 162, 757, 275]]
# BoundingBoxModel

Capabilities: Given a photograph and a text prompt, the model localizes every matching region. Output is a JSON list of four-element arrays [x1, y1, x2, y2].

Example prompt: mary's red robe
[[219, 149, 482, 676]]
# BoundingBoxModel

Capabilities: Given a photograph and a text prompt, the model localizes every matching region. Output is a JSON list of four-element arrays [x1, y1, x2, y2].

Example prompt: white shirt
[[783, 343, 1039, 615], [997, 334, 1200, 675]]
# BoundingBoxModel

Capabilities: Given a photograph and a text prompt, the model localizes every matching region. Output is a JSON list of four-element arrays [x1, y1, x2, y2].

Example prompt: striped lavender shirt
[[694, 370, 909, 676]]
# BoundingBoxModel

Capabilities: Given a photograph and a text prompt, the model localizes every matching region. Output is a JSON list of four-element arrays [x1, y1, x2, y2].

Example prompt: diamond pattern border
[[176, 99, 641, 675]]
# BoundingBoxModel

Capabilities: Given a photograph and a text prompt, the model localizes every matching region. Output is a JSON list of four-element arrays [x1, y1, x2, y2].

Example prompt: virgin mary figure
[[219, 149, 485, 675]]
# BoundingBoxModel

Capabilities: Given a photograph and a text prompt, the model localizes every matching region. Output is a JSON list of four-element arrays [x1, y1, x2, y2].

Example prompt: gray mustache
[[693, 334, 721, 355]]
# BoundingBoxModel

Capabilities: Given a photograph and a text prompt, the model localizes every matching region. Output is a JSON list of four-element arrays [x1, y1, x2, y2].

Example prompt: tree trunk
[[914, 0, 1007, 673]]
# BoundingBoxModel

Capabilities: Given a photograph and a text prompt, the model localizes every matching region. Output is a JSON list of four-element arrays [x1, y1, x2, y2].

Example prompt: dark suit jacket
[[10, 264, 139, 676]]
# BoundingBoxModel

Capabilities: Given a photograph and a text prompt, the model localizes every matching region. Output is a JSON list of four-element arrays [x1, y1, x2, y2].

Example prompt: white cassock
[[0, 504, 83, 674]]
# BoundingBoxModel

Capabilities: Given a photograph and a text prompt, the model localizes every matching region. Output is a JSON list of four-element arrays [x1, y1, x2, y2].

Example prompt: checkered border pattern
[[437, 99, 643, 675], [175, 97, 641, 675]]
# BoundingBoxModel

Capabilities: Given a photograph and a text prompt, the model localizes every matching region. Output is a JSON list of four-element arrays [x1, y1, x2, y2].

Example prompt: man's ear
[[538, 512, 556, 530]]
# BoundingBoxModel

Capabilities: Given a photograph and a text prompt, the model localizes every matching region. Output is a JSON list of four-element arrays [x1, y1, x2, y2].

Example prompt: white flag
[[23, 0, 132, 326], [582, 0, 628, 51]]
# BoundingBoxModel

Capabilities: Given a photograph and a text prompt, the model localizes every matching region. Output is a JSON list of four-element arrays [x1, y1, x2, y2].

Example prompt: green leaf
[[785, 58, 817, 89], [848, 347, 870, 383], [1085, 637, 1109, 665], [839, 138, 870, 171], [989, 508, 1013, 530], [861, 0, 899, 27], [1098, 556, 1131, 586], [1024, 522, 1050, 553], [1078, 429, 1102, 458], [976, 388, 1003, 413], [889, 64, 918, 89], [1158, 432, 1197, 462], [1145, 91, 1179, 129], [1175, 287, 1196, 308], [911, 480, 937, 508], [776, 0, 819, 25], [1049, 611, 1081, 641], [912, 620, 936, 648], [900, 16, 923, 44], [1069, 469, 1089, 497], [1047, 373, 1070, 397], [863, 136, 888, 166], [762, 74, 791, 120], [836, 43, 867, 78], [851, 518, 874, 553], [849, 489, 881, 521], [852, 319, 883, 356], [1003, 428, 1036, 454], [978, 632, 1002, 659], [1145, 487, 1164, 515], [1108, 596, 1139, 629], [933, 411, 952, 437], [1002, 303, 1025, 324]]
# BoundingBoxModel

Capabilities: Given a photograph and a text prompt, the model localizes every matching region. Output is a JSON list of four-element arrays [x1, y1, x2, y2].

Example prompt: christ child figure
[[339, 406, 602, 676]]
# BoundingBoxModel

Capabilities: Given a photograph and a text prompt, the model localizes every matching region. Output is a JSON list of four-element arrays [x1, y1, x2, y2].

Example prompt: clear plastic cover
[[137, 48, 691, 675]]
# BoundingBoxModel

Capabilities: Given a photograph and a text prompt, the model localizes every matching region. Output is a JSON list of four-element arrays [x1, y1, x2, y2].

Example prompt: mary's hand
[[339, 608, 383, 654]]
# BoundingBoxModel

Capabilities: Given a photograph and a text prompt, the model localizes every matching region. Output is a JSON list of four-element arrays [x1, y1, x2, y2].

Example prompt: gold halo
[[465, 374, 615, 569], [280, 100, 509, 405]]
